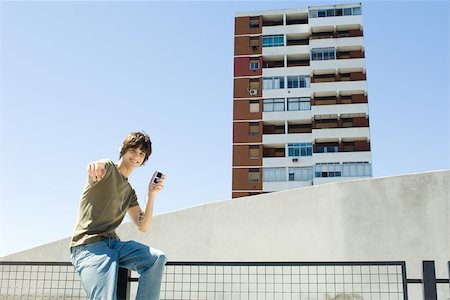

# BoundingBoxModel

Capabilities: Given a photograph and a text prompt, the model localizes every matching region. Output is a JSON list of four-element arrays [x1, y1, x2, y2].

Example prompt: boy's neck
[[116, 159, 133, 179]]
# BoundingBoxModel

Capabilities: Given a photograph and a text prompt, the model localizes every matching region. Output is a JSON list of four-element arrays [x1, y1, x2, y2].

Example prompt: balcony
[[263, 123, 285, 135], [288, 123, 312, 134], [309, 14, 363, 29], [311, 71, 366, 83], [310, 36, 364, 50], [263, 132, 313, 144], [263, 110, 312, 122], [337, 49, 365, 59], [263, 146, 285, 158], [262, 85, 311, 99], [286, 13, 308, 25], [263, 156, 314, 168], [286, 36, 309, 46], [310, 57, 365, 72], [313, 116, 369, 129], [312, 103, 368, 116], [311, 80, 367, 94], [263, 23, 309, 36], [312, 94, 368, 106], [314, 140, 370, 153], [313, 151, 371, 164], [262, 57, 285, 69], [312, 127, 370, 140], [287, 54, 310, 67], [310, 29, 363, 40], [262, 15, 283, 27], [283, 44, 310, 56]]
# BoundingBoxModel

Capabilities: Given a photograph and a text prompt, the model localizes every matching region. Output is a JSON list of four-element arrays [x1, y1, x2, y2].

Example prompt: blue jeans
[[70, 238, 167, 300]]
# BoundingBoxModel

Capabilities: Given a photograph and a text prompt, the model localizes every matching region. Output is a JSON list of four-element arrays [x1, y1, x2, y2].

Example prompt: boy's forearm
[[138, 192, 156, 233]]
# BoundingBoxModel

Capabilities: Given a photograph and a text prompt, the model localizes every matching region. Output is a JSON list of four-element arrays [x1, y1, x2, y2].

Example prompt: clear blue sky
[[0, 1, 448, 257]]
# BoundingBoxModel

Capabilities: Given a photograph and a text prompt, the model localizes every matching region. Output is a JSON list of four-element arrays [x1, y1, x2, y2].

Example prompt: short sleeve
[[128, 188, 139, 208]]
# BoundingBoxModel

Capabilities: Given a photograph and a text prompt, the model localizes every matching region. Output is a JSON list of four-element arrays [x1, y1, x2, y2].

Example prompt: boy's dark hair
[[119, 131, 152, 165]]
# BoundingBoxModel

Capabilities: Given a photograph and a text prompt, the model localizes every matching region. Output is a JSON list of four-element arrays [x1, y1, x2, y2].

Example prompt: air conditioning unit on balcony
[[249, 89, 258, 96]]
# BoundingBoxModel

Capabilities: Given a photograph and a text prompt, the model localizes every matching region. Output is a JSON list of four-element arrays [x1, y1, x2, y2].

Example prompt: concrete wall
[[2, 171, 449, 297]]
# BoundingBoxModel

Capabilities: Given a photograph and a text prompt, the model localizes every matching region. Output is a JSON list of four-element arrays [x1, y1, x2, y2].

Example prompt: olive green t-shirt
[[70, 159, 139, 248]]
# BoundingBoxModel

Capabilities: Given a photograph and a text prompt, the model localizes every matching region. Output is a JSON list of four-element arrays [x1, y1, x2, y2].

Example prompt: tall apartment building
[[232, 3, 372, 198]]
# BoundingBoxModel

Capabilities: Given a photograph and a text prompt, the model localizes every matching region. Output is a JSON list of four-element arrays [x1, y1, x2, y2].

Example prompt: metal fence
[[0, 262, 83, 299], [158, 262, 406, 300], [0, 261, 449, 300]]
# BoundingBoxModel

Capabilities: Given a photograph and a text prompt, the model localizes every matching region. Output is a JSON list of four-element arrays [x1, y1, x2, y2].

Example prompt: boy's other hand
[[87, 162, 106, 182], [149, 172, 166, 194]]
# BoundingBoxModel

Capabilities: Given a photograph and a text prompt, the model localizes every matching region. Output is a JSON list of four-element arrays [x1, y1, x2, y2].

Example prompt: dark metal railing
[[405, 261, 450, 300], [157, 261, 407, 300], [1, 261, 449, 299], [0, 261, 84, 299]]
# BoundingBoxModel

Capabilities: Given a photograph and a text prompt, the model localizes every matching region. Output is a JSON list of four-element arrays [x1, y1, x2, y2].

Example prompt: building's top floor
[[235, 3, 363, 35], [235, 3, 362, 19]]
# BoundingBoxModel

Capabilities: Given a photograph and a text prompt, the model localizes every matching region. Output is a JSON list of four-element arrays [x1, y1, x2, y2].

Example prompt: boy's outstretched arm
[[128, 172, 166, 233], [87, 161, 107, 182]]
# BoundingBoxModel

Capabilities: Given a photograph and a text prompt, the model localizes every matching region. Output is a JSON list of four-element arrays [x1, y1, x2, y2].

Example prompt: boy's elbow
[[138, 225, 151, 234]]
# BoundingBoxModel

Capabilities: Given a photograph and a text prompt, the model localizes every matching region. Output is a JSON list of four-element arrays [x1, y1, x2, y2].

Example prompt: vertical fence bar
[[401, 261, 409, 300], [117, 267, 131, 300], [422, 261, 437, 300]]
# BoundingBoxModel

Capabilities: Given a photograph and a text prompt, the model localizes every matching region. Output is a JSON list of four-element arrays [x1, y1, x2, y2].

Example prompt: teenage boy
[[70, 131, 167, 300]]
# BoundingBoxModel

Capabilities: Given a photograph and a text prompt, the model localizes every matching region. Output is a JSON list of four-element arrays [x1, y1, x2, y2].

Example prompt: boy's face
[[123, 147, 146, 169]]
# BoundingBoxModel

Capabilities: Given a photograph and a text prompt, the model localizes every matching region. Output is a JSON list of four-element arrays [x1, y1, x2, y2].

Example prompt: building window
[[343, 8, 352, 16], [249, 59, 260, 70], [249, 100, 259, 113], [249, 37, 260, 48], [249, 145, 259, 159], [287, 75, 310, 88], [249, 78, 260, 92], [249, 122, 259, 136], [288, 143, 312, 157], [249, 16, 259, 28], [263, 98, 284, 112], [309, 6, 361, 18], [288, 167, 313, 181], [262, 35, 284, 47], [314, 162, 371, 178], [342, 162, 371, 177], [248, 168, 260, 182], [263, 77, 285, 90], [316, 143, 339, 153], [309, 10, 318, 18], [326, 9, 335, 17], [287, 98, 311, 111], [314, 163, 342, 178], [263, 167, 286, 182], [311, 48, 336, 61], [352, 7, 361, 15]]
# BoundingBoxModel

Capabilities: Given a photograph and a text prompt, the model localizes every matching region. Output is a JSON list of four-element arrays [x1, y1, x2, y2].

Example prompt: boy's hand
[[87, 162, 106, 182], [149, 172, 166, 194]]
